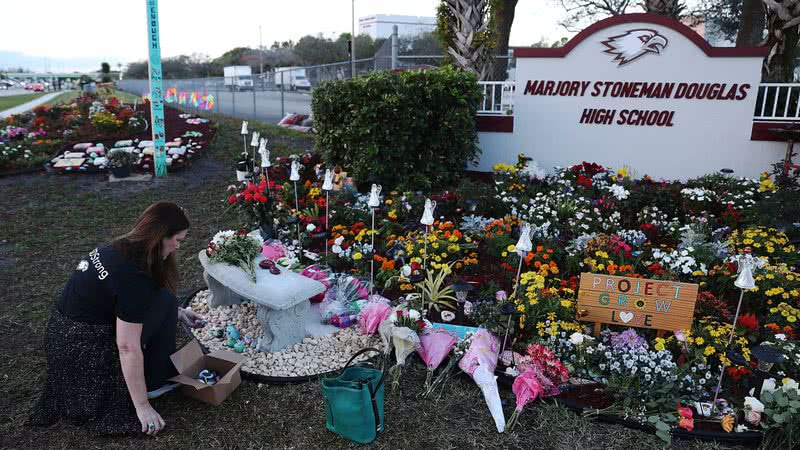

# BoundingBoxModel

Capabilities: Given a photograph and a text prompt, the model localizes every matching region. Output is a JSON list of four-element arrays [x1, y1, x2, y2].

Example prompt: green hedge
[[312, 67, 482, 191]]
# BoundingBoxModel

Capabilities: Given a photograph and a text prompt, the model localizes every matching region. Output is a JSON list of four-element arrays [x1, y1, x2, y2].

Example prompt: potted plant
[[108, 149, 135, 178]]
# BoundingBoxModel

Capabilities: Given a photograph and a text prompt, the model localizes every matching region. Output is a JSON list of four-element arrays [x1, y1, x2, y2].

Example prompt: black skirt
[[26, 307, 141, 435]]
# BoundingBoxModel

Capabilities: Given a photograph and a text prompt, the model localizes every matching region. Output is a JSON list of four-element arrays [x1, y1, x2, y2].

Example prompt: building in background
[[359, 14, 436, 39]]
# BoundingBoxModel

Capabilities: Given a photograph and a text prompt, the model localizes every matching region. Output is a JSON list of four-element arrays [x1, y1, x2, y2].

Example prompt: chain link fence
[[116, 55, 515, 124]]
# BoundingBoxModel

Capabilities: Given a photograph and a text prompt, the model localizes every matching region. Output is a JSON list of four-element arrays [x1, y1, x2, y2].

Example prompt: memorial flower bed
[[0, 92, 215, 175], [189, 139, 800, 445]]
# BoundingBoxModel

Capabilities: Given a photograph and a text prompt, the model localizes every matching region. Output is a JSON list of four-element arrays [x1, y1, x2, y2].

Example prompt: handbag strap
[[342, 347, 386, 397]]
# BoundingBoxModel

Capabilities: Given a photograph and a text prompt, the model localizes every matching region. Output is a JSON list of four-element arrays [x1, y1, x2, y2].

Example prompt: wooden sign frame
[[576, 272, 699, 336]]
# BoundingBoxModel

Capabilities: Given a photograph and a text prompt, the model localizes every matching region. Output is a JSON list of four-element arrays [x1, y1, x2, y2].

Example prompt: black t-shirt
[[57, 244, 157, 324]]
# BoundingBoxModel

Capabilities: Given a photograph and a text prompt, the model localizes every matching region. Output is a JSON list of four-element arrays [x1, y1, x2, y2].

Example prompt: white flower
[[569, 332, 585, 345], [744, 396, 764, 413], [761, 378, 777, 396], [775, 333, 787, 341], [306, 223, 316, 232], [408, 309, 420, 320], [401, 264, 412, 278], [735, 425, 749, 433]]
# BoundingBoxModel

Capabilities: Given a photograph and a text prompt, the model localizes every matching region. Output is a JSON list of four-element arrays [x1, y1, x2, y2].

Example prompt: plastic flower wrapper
[[320, 274, 371, 322], [458, 329, 505, 433], [261, 240, 287, 261], [300, 265, 332, 303], [359, 297, 392, 335], [389, 324, 421, 390], [506, 368, 544, 430], [473, 362, 506, 433], [418, 328, 457, 392]]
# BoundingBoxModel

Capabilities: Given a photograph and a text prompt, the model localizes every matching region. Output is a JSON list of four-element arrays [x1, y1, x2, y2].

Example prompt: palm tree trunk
[[736, 0, 766, 46]]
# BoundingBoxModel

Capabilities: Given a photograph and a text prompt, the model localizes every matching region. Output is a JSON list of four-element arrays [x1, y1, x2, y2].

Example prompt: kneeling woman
[[28, 201, 205, 435]]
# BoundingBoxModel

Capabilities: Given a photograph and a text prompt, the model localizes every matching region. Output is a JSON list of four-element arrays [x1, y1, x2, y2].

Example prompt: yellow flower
[[353, 252, 363, 260], [704, 346, 716, 356], [502, 252, 508, 257], [695, 337, 705, 346], [789, 316, 797, 323], [507, 244, 516, 252]]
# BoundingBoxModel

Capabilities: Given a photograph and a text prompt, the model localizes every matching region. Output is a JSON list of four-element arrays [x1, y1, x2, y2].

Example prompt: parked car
[[32, 84, 45, 92]]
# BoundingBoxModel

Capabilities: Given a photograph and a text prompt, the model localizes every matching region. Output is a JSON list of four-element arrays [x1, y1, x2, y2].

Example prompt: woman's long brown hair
[[113, 201, 190, 293]]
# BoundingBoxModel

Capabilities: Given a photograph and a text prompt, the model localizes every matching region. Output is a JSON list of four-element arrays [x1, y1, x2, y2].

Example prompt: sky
[[0, 0, 572, 72]]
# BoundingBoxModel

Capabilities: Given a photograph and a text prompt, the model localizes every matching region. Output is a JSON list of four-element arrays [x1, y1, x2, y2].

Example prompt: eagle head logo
[[601, 29, 668, 67], [76, 260, 89, 272]]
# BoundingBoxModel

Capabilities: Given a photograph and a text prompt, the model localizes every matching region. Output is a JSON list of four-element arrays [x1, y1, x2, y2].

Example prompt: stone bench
[[198, 250, 325, 352]]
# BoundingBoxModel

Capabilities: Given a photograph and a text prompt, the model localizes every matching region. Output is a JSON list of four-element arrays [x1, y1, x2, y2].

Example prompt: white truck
[[274, 67, 311, 91], [224, 66, 254, 91]]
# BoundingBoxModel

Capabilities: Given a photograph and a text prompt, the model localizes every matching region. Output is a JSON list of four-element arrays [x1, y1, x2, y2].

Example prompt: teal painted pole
[[146, 0, 167, 177]]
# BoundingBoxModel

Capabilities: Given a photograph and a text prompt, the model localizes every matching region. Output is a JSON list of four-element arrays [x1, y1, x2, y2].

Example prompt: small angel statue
[[515, 223, 533, 256], [367, 184, 382, 208], [322, 169, 334, 192], [240, 121, 249, 135], [258, 138, 270, 168], [289, 160, 301, 182], [734, 250, 756, 290], [420, 198, 436, 226], [250, 131, 260, 147]]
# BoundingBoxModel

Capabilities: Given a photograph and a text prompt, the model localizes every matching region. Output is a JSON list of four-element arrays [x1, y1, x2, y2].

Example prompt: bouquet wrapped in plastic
[[359, 296, 392, 335], [417, 328, 457, 392], [458, 329, 504, 433], [300, 265, 332, 303], [320, 274, 370, 327]]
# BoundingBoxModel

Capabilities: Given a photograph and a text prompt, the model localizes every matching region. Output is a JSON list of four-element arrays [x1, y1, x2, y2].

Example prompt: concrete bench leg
[[256, 301, 311, 353], [204, 270, 242, 308]]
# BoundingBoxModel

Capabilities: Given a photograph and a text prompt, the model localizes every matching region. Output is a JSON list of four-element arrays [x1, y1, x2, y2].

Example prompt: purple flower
[[610, 329, 648, 351]]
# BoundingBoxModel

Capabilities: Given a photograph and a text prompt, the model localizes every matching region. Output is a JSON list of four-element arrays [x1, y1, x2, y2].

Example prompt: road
[[0, 91, 66, 118]]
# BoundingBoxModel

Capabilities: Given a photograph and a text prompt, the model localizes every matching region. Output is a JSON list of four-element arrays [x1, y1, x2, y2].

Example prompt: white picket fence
[[754, 83, 800, 122], [478, 81, 514, 115]]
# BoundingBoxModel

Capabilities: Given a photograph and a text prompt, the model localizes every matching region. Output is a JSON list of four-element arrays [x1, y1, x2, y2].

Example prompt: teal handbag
[[321, 348, 386, 444]]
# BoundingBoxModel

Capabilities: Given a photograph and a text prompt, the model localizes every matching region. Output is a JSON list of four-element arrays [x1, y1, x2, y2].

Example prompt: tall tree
[[737, 0, 767, 45], [494, 0, 518, 58], [437, 0, 495, 80], [642, 0, 688, 17], [558, 0, 633, 31], [763, 0, 800, 82]]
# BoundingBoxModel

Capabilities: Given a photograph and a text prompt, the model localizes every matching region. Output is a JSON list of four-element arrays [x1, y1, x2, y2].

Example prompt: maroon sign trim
[[514, 13, 768, 59], [476, 115, 514, 133]]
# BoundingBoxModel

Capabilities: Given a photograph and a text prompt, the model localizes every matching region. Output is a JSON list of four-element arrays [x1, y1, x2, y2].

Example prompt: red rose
[[228, 195, 236, 204], [244, 193, 253, 202], [258, 195, 267, 204], [396, 310, 402, 318], [416, 320, 426, 328], [738, 313, 758, 331]]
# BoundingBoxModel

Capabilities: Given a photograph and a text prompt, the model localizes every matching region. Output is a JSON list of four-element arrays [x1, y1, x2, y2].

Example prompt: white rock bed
[[188, 290, 384, 378]]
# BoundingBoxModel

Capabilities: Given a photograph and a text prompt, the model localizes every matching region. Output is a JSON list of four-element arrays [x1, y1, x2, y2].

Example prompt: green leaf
[[763, 391, 775, 404], [655, 421, 671, 432], [648, 416, 660, 424], [777, 394, 789, 407], [655, 429, 672, 443], [773, 413, 785, 424]]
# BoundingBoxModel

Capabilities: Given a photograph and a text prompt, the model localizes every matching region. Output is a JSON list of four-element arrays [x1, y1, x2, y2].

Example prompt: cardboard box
[[169, 339, 244, 406]]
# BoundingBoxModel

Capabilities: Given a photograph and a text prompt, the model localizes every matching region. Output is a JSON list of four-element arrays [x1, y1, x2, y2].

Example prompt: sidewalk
[[0, 91, 65, 118]]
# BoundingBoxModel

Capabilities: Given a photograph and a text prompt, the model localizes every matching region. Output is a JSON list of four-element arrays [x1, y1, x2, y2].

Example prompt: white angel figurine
[[367, 184, 382, 208], [289, 160, 301, 182], [322, 169, 334, 191], [734, 251, 756, 290], [258, 138, 270, 168], [515, 222, 533, 256], [250, 130, 260, 147], [420, 198, 436, 226], [240, 121, 248, 135]]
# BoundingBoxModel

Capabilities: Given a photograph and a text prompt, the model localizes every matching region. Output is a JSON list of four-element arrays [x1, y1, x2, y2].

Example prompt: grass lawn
[[0, 92, 47, 112], [0, 112, 729, 450], [40, 90, 80, 107]]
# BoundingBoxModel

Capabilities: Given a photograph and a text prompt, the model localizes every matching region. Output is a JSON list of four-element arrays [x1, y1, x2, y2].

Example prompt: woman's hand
[[178, 308, 206, 328], [135, 402, 165, 435]]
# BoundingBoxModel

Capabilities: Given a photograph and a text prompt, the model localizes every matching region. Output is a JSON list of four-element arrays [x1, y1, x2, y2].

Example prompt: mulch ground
[[0, 112, 729, 450]]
